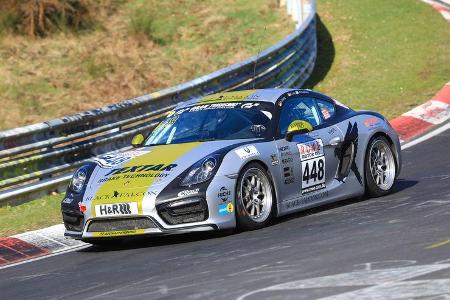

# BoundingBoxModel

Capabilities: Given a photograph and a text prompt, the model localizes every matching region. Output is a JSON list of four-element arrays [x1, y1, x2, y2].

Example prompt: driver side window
[[278, 97, 322, 136]]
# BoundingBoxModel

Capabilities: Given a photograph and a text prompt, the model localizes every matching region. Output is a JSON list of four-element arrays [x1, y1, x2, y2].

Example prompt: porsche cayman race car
[[61, 89, 401, 242]]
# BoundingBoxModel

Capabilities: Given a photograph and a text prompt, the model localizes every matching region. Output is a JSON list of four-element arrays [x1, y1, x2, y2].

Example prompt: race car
[[61, 89, 401, 242]]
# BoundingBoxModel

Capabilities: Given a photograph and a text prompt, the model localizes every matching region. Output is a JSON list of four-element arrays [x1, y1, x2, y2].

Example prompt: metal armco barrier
[[0, 0, 317, 204]]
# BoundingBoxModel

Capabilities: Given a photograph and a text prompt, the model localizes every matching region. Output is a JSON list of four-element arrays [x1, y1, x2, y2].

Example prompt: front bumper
[[63, 174, 237, 240], [65, 215, 218, 240]]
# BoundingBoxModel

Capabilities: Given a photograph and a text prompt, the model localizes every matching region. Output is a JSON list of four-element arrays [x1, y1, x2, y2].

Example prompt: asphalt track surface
[[2, 126, 450, 299]]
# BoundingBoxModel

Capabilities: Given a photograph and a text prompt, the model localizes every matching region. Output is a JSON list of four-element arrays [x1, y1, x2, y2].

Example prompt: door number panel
[[297, 139, 326, 194]]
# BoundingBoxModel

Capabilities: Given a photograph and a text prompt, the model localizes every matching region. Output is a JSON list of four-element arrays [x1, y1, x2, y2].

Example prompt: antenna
[[252, 26, 266, 90]]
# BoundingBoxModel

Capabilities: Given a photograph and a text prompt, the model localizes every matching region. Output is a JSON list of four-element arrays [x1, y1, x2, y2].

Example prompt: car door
[[275, 96, 343, 209]]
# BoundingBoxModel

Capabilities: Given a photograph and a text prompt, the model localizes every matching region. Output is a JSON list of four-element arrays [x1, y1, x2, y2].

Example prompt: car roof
[[174, 89, 336, 109]]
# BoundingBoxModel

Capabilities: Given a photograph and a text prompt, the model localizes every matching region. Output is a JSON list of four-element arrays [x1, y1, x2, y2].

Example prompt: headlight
[[181, 156, 219, 186], [70, 166, 88, 193]]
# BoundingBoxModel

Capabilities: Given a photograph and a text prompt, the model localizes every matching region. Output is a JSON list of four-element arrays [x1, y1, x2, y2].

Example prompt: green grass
[[0, 10, 19, 36], [0, 194, 63, 236], [305, 0, 450, 119]]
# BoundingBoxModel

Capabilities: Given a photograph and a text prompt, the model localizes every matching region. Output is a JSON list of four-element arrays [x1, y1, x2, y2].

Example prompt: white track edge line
[[0, 244, 89, 270], [401, 122, 450, 150]]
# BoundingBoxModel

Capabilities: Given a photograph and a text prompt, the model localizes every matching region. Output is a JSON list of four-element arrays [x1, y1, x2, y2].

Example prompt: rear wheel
[[364, 136, 396, 197], [235, 162, 275, 230]]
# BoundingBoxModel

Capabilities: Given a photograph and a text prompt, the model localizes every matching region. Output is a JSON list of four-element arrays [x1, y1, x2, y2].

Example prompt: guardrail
[[0, 0, 317, 205]]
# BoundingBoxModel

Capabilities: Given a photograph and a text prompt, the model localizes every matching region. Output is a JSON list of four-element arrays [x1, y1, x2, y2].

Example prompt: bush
[[0, 0, 96, 37], [0, 10, 20, 35], [128, 0, 178, 45]]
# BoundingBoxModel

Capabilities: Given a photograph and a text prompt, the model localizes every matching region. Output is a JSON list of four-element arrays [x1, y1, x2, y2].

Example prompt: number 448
[[303, 158, 324, 184]]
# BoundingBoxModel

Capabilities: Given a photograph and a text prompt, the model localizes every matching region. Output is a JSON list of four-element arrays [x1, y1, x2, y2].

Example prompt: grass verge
[[0, 0, 292, 130], [305, 0, 450, 119], [0, 194, 62, 236]]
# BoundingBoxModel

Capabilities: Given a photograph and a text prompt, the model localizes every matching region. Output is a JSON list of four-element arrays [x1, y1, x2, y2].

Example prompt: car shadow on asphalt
[[272, 178, 418, 226], [78, 230, 235, 253], [78, 179, 418, 252]]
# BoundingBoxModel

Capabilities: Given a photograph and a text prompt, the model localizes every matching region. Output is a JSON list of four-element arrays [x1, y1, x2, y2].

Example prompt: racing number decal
[[297, 139, 326, 194], [301, 157, 325, 193]]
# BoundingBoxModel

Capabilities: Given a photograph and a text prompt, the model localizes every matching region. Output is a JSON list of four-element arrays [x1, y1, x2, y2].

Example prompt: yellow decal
[[197, 90, 257, 104], [91, 142, 201, 217], [92, 229, 145, 237], [287, 120, 313, 133], [226, 202, 234, 213]]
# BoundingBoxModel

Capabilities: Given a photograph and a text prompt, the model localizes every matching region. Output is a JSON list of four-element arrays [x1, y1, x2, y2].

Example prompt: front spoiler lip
[[64, 216, 218, 240]]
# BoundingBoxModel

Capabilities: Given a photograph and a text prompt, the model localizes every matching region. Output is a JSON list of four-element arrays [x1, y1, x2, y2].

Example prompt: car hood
[[84, 140, 256, 206]]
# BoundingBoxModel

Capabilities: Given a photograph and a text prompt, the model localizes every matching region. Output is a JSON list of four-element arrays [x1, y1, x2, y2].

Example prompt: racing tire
[[364, 136, 397, 197], [235, 162, 275, 231]]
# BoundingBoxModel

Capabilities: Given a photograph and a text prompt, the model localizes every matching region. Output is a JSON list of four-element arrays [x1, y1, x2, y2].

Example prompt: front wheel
[[235, 162, 275, 231], [364, 136, 397, 197]]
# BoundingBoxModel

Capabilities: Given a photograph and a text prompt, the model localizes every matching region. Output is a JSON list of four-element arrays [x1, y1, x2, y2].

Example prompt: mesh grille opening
[[87, 217, 156, 232]]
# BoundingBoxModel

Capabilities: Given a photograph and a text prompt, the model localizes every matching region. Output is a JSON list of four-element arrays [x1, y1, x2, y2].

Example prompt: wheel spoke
[[249, 176, 255, 187], [245, 199, 252, 209], [256, 180, 261, 191]]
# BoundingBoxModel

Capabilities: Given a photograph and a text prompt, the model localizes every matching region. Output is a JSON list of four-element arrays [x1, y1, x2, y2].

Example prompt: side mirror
[[131, 134, 145, 147], [285, 120, 313, 142]]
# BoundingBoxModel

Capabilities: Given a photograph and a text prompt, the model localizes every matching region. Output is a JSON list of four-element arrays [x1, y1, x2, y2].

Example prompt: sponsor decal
[[364, 117, 381, 129], [92, 229, 145, 237], [218, 187, 231, 202], [270, 154, 279, 166], [198, 90, 258, 104], [285, 191, 329, 209], [86, 191, 159, 201], [178, 188, 200, 197], [302, 182, 326, 194], [283, 166, 295, 184], [235, 145, 260, 160], [279, 145, 293, 159], [297, 139, 323, 162], [297, 139, 326, 194], [250, 124, 266, 134], [241, 103, 260, 109], [281, 151, 293, 158], [95, 202, 138, 217], [281, 157, 293, 164], [189, 103, 240, 111], [98, 172, 170, 184], [94, 150, 147, 169], [328, 127, 337, 136], [104, 164, 177, 177], [218, 202, 234, 215], [62, 197, 73, 204]]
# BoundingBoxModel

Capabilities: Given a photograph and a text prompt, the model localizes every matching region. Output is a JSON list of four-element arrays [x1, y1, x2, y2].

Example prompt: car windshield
[[145, 101, 274, 145]]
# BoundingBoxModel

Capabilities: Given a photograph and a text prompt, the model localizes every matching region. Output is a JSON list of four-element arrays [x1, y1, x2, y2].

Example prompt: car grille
[[87, 217, 156, 232], [62, 211, 84, 232], [157, 197, 208, 225]]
